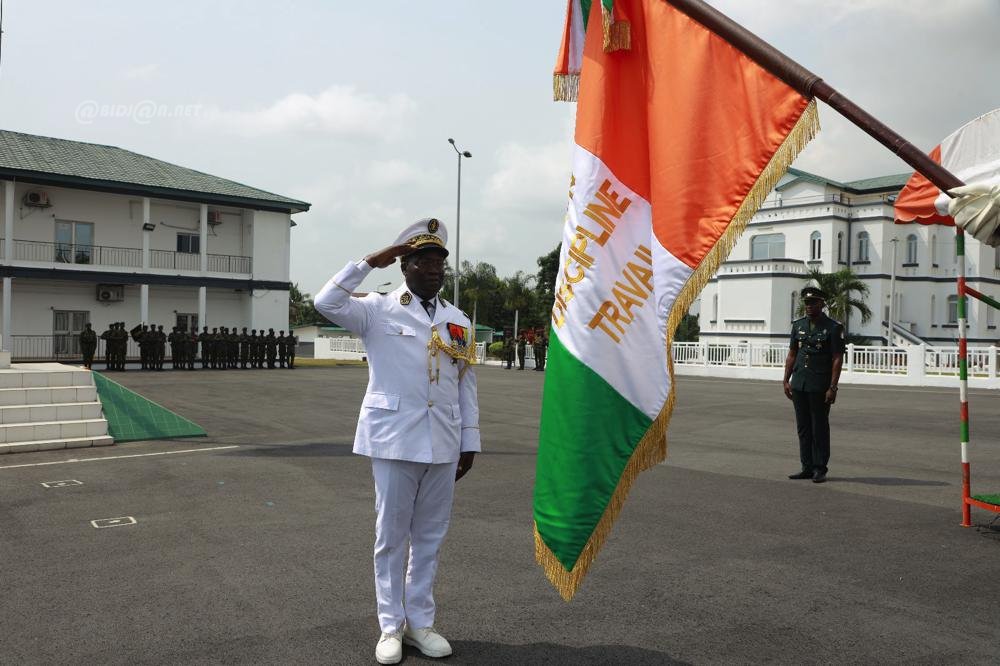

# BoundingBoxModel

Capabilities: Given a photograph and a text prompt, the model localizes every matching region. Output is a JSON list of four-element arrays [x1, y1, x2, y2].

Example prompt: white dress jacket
[[314, 260, 481, 463]]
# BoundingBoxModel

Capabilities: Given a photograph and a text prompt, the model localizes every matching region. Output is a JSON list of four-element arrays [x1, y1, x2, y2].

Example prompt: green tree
[[674, 312, 700, 342], [800, 268, 872, 330], [533, 244, 561, 327], [289, 283, 322, 327], [501, 271, 536, 332]]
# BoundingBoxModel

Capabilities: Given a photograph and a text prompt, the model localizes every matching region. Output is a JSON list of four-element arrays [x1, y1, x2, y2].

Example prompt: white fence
[[672, 341, 1000, 387]]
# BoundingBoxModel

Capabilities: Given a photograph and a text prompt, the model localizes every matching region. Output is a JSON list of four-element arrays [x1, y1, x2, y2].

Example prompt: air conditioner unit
[[96, 284, 125, 302], [23, 190, 51, 207], [207, 211, 223, 225]]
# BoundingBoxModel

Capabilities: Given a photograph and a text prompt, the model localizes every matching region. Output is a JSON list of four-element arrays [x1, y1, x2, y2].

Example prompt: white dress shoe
[[375, 630, 403, 665], [403, 626, 452, 658]]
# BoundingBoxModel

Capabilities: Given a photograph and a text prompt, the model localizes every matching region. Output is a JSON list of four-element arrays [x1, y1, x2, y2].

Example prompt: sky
[[0, 1, 997, 297]]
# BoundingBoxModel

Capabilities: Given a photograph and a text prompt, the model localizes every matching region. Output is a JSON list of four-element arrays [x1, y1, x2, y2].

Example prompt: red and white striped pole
[[957, 228, 971, 527]]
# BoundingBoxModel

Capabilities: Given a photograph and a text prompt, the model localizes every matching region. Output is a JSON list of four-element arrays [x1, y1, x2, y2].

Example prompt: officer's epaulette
[[792, 316, 809, 325]]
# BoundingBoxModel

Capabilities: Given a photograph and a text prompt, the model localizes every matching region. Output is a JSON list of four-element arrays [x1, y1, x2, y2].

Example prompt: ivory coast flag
[[894, 108, 1000, 227], [534, 0, 821, 600]]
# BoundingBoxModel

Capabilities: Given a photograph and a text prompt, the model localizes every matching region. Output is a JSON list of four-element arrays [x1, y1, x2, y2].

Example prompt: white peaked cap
[[393, 217, 449, 255]]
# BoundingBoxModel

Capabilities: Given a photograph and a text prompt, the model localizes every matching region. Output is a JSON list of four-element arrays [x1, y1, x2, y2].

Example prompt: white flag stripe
[[934, 108, 1000, 217], [553, 147, 678, 419]]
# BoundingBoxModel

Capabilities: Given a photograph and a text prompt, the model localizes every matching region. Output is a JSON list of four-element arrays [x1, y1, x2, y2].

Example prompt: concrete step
[[0, 401, 104, 425], [0, 435, 114, 454], [0, 370, 92, 389], [0, 419, 108, 443], [0, 385, 98, 406]]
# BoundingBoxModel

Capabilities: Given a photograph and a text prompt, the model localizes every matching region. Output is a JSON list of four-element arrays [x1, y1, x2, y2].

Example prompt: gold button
[[428, 400, 434, 407]]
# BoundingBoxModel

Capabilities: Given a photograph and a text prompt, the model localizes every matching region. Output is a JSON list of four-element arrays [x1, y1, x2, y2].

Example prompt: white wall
[[250, 211, 292, 282], [0, 279, 260, 335]]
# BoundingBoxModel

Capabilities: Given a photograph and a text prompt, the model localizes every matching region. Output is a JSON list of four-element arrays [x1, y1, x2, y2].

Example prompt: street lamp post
[[448, 138, 471, 309]]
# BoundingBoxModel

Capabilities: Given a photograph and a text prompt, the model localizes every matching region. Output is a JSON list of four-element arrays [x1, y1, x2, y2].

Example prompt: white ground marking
[[41, 480, 83, 488], [0, 446, 239, 470], [91, 516, 136, 529]]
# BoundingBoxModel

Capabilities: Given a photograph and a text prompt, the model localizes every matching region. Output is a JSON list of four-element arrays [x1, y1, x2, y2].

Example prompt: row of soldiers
[[78, 322, 298, 370], [501, 328, 548, 371]]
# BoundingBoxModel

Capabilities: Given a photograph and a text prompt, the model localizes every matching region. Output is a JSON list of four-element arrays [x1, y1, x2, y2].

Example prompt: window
[[930, 295, 936, 326], [711, 294, 718, 323], [905, 234, 918, 264], [53, 310, 89, 356], [947, 295, 959, 324], [988, 303, 996, 329], [931, 234, 938, 266], [790, 291, 797, 322], [750, 233, 785, 260], [177, 233, 200, 254], [54, 220, 94, 264], [809, 231, 821, 261], [837, 232, 844, 264], [176, 313, 199, 332], [994, 246, 1000, 270], [856, 231, 870, 263]]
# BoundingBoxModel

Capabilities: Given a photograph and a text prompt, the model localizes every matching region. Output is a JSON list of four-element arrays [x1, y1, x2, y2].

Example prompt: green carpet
[[972, 494, 1000, 507], [93, 372, 207, 443]]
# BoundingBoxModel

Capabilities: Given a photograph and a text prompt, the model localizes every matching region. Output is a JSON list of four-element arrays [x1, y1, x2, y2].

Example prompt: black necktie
[[421, 299, 436, 321]]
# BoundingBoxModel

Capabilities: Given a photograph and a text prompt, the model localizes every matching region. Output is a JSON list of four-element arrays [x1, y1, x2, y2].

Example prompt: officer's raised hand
[[365, 243, 415, 268]]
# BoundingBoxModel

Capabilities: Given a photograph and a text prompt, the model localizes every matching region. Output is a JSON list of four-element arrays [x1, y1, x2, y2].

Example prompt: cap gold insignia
[[400, 292, 412, 306], [427, 218, 439, 234]]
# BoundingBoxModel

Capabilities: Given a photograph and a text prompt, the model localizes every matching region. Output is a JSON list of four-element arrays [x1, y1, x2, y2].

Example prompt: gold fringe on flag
[[553, 73, 580, 102], [601, 7, 631, 52], [606, 21, 631, 51], [534, 99, 820, 602]]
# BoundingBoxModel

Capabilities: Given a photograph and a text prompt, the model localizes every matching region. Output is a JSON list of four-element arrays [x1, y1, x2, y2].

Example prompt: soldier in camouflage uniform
[[239, 327, 250, 369], [79, 323, 97, 369], [265, 328, 278, 369]]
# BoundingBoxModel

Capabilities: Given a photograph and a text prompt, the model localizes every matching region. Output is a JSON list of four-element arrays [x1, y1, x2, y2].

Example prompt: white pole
[[514, 309, 519, 340], [888, 236, 898, 346]]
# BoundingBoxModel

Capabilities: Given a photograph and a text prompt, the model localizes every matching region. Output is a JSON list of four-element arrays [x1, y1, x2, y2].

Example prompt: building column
[[141, 197, 150, 323], [199, 204, 208, 272], [140, 284, 150, 323], [198, 286, 206, 330], [2, 181, 13, 351], [3, 180, 13, 262], [2, 277, 10, 352]]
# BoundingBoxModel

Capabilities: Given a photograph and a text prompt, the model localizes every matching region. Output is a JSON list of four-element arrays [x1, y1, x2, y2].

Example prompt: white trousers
[[371, 457, 458, 633]]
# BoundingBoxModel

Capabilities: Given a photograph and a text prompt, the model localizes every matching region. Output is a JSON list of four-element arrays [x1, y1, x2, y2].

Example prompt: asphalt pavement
[[2, 365, 999, 664]]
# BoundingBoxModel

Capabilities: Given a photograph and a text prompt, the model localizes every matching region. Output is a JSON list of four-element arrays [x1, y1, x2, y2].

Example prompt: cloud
[[200, 85, 416, 138], [122, 63, 159, 81], [483, 140, 573, 214], [366, 159, 443, 189]]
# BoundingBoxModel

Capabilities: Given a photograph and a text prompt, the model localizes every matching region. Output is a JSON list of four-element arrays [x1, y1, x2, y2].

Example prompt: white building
[[699, 167, 1000, 347], [0, 130, 309, 359]]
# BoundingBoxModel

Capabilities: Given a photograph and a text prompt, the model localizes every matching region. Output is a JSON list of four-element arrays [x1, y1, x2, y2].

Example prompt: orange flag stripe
[[894, 145, 953, 226], [574, 0, 812, 270]]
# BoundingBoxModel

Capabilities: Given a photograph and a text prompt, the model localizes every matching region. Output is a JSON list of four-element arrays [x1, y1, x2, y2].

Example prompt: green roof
[[0, 129, 310, 213], [780, 167, 910, 194]]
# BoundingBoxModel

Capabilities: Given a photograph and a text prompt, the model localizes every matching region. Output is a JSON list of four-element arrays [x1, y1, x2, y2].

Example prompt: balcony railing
[[4, 239, 252, 274]]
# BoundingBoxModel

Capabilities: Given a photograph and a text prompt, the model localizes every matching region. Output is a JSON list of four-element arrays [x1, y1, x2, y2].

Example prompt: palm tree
[[801, 268, 872, 331], [502, 271, 536, 330]]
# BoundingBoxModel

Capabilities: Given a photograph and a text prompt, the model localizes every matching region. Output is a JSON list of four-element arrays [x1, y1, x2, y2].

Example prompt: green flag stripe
[[534, 330, 653, 571]]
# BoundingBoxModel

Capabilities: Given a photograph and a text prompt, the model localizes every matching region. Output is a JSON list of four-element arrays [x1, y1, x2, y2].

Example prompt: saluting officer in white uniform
[[314, 218, 480, 665]]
